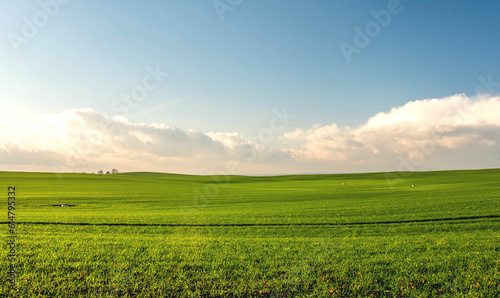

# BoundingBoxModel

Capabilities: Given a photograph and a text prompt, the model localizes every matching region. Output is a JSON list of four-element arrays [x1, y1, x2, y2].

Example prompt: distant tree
[[105, 171, 111, 175], [111, 168, 119, 174], [97, 170, 104, 175]]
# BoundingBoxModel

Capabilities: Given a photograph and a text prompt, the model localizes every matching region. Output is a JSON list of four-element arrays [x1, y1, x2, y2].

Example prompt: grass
[[1, 169, 499, 297]]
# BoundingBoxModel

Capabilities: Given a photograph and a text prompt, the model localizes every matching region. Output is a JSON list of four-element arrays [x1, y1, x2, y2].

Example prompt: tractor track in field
[[3, 215, 500, 227]]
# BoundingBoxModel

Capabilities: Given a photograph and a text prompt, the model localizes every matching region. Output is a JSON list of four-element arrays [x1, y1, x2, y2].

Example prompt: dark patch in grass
[[3, 214, 500, 227]]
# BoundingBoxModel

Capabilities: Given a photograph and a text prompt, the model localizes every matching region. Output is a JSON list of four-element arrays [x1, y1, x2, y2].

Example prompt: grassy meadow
[[1, 169, 499, 297]]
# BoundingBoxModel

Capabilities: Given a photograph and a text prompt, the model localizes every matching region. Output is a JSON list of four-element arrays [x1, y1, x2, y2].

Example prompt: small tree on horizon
[[97, 170, 104, 175], [111, 168, 119, 174]]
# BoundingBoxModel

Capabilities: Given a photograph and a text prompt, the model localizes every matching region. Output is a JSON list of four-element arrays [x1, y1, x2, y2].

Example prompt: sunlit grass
[[1, 169, 499, 297]]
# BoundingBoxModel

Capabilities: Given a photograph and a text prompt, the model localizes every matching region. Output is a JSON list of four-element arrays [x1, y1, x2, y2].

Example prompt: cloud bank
[[0, 94, 499, 174], [285, 94, 500, 172], [0, 108, 293, 173]]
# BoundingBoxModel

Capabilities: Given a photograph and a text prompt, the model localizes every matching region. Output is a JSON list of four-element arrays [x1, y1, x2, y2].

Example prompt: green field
[[1, 169, 500, 297]]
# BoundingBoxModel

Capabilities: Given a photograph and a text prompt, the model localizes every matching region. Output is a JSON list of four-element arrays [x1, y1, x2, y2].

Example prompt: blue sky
[[1, 0, 500, 174]]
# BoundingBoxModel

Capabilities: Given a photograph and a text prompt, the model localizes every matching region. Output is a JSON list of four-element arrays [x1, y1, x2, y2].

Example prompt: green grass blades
[[1, 169, 499, 297]]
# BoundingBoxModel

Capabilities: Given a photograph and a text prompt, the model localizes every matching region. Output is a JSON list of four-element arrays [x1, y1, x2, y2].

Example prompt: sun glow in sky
[[1, 1, 500, 174]]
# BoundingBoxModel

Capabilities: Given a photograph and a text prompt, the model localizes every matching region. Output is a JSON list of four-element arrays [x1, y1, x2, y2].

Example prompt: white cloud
[[0, 94, 499, 174], [284, 94, 500, 171], [0, 108, 291, 173]]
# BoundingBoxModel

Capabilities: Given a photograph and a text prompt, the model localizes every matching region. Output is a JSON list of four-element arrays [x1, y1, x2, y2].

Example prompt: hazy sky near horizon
[[1, 0, 500, 174]]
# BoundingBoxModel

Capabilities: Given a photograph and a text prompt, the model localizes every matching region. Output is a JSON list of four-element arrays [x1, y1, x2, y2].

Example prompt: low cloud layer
[[0, 94, 499, 174], [0, 108, 292, 173], [285, 94, 500, 172]]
